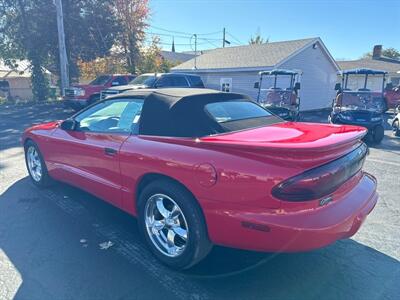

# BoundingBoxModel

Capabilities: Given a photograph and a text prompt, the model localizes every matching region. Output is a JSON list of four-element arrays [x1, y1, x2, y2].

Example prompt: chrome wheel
[[27, 146, 42, 182], [145, 193, 189, 257]]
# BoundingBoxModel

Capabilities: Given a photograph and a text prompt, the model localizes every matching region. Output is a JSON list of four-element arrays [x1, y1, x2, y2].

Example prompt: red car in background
[[385, 84, 400, 110], [63, 74, 135, 110], [23, 89, 378, 270]]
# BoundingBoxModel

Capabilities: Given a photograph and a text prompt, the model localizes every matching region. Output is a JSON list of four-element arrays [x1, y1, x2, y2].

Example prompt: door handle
[[104, 147, 118, 156]]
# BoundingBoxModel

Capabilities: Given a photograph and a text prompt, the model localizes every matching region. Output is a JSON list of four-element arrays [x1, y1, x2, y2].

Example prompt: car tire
[[24, 140, 53, 187], [137, 179, 212, 270], [372, 124, 384, 144], [393, 120, 400, 137]]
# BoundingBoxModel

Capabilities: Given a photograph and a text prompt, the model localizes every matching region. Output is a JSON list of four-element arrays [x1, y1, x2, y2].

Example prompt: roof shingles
[[337, 58, 400, 74], [173, 38, 317, 70]]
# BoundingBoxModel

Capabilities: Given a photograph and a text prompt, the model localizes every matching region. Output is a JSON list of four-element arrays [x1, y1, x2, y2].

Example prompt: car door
[[48, 98, 144, 207]]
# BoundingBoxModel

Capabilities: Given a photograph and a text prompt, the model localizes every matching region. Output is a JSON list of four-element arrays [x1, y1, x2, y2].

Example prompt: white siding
[[279, 42, 337, 110], [173, 41, 338, 111], [197, 71, 266, 100]]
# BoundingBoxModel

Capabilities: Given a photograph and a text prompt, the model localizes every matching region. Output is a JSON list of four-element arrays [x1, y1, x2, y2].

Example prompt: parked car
[[100, 73, 204, 100], [392, 109, 400, 137], [63, 74, 135, 110], [385, 83, 400, 110], [330, 68, 387, 144], [253, 69, 301, 121], [0, 80, 10, 99], [23, 88, 377, 270]]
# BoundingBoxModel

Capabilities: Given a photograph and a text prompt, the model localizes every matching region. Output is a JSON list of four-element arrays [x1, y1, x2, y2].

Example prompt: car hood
[[72, 84, 101, 89], [107, 84, 147, 92]]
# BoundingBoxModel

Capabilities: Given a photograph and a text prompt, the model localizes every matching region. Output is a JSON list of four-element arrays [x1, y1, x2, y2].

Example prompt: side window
[[172, 76, 189, 87], [111, 76, 128, 86], [75, 98, 144, 133], [156, 76, 189, 87], [155, 76, 174, 87], [187, 76, 204, 88]]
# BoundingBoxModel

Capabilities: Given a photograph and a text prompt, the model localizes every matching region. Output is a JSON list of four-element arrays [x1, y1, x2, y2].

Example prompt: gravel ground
[[0, 103, 399, 300]]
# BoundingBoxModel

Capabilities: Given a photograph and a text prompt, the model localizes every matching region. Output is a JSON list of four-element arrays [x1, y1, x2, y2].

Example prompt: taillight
[[272, 143, 368, 202]]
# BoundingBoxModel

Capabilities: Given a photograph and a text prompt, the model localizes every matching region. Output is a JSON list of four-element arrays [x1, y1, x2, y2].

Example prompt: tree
[[137, 36, 175, 74], [113, 0, 150, 74], [77, 55, 127, 82], [249, 28, 269, 45], [59, 0, 120, 80], [362, 47, 400, 59], [0, 0, 121, 99], [0, 0, 51, 100]]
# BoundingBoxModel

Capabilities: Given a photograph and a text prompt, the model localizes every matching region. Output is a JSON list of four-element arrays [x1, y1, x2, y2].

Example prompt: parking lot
[[0, 103, 399, 300]]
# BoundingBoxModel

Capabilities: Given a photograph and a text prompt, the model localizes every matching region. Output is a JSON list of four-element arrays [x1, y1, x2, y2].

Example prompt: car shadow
[[0, 103, 73, 151], [0, 178, 399, 299]]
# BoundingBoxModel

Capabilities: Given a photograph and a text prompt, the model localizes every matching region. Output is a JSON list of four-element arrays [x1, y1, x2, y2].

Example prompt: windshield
[[343, 74, 385, 92], [129, 75, 156, 86], [90, 75, 112, 86], [263, 90, 295, 107], [258, 75, 295, 107], [340, 93, 385, 112]]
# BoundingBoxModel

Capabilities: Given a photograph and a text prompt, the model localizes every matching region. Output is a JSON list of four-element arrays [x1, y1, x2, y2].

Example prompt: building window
[[220, 78, 232, 92]]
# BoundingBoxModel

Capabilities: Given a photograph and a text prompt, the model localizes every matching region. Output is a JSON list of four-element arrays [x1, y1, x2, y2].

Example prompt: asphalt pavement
[[0, 103, 399, 300]]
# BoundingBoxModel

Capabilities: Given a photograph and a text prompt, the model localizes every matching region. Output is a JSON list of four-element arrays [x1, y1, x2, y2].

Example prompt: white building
[[172, 37, 339, 111]]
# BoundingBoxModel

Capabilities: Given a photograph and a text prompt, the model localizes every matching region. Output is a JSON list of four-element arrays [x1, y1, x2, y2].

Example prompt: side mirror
[[60, 119, 77, 131], [111, 81, 120, 86], [294, 82, 301, 90], [254, 82, 260, 89], [334, 83, 341, 91]]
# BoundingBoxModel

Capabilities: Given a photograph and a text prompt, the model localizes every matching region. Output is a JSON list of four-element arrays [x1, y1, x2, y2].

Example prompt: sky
[[148, 0, 400, 60]]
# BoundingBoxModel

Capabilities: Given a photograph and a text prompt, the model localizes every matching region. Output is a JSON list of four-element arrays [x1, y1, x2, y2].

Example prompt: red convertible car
[[23, 88, 378, 269]]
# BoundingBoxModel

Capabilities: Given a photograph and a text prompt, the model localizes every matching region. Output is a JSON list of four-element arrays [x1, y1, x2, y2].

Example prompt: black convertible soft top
[[109, 88, 280, 137]]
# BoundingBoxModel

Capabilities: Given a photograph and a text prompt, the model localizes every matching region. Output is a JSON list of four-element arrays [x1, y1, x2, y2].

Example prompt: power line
[[147, 31, 221, 41], [197, 30, 223, 36], [202, 38, 220, 48], [149, 25, 222, 37], [143, 38, 209, 47], [226, 32, 244, 45], [149, 25, 193, 36]]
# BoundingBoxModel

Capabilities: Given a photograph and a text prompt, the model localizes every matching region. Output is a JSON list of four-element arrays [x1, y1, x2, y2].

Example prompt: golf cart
[[254, 69, 301, 121], [330, 68, 388, 144]]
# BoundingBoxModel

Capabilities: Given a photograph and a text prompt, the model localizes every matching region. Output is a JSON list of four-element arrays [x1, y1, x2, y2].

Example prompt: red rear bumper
[[203, 172, 377, 252]]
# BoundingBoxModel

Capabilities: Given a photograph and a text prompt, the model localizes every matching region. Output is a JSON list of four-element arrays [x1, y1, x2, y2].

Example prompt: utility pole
[[193, 34, 197, 69], [54, 0, 69, 95], [222, 28, 230, 48]]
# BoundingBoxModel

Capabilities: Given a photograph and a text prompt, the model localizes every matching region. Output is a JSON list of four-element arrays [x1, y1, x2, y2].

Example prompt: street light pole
[[53, 0, 69, 95], [194, 34, 197, 69]]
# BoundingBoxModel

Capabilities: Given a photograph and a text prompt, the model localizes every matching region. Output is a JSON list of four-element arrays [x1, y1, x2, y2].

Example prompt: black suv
[[100, 73, 205, 100]]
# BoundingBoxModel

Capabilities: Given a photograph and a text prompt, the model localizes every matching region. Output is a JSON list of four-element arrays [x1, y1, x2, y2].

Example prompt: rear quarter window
[[205, 101, 271, 123]]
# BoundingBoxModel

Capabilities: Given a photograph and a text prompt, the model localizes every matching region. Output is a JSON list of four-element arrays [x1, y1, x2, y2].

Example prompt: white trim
[[172, 66, 274, 73], [276, 38, 340, 71]]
